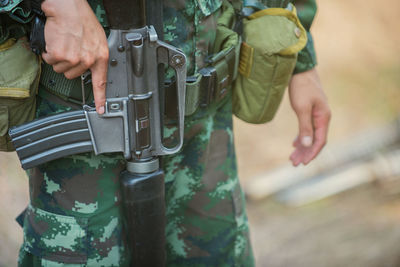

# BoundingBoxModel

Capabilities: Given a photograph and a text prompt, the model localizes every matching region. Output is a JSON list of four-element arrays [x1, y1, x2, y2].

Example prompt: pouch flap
[[244, 6, 307, 56], [0, 38, 39, 98], [213, 0, 239, 53]]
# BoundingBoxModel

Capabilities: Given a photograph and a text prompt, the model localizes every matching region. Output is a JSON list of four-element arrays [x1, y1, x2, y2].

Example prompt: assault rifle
[[10, 0, 186, 265]]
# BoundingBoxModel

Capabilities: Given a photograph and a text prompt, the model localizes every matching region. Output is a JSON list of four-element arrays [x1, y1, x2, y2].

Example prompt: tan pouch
[[0, 37, 40, 151], [233, 5, 307, 124]]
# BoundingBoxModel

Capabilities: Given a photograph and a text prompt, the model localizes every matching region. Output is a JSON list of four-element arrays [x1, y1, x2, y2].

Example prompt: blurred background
[[235, 0, 400, 266], [1, 0, 400, 266]]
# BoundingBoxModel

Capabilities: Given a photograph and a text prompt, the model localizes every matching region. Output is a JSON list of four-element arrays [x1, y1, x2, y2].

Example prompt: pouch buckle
[[199, 67, 217, 107], [80, 70, 91, 106]]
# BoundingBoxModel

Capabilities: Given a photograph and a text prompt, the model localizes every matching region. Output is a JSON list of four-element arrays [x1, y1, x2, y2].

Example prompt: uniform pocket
[[21, 205, 89, 264], [233, 5, 307, 124], [0, 37, 40, 151]]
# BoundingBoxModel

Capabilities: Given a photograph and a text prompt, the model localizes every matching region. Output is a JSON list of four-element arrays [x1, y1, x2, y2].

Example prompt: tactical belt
[[40, 63, 94, 107], [39, 42, 239, 117]]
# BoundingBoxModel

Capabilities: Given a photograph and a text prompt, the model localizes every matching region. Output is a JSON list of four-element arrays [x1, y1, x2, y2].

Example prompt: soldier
[[0, 0, 330, 266]]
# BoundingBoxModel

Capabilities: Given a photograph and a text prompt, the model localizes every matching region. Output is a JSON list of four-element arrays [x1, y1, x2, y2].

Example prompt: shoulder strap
[[228, 0, 243, 14]]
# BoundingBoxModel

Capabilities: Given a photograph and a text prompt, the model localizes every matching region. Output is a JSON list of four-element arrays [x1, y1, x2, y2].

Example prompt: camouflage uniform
[[2, 0, 317, 266]]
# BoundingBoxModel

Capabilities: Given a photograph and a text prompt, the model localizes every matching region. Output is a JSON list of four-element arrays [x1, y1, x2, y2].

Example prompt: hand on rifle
[[288, 68, 331, 166], [41, 0, 109, 114]]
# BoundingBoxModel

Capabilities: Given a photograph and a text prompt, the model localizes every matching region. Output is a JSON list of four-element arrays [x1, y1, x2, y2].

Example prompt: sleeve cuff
[[293, 32, 317, 74]]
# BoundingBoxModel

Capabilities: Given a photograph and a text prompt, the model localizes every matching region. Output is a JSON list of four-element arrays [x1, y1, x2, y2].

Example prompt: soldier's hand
[[41, 0, 109, 114], [288, 68, 331, 166]]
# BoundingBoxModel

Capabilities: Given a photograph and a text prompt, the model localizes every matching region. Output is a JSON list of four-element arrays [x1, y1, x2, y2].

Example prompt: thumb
[[296, 105, 314, 147], [90, 59, 108, 114]]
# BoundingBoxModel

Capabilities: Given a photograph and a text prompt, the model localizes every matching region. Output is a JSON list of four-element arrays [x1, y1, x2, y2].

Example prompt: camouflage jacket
[[0, 0, 317, 73], [90, 0, 318, 74], [0, 0, 319, 266]]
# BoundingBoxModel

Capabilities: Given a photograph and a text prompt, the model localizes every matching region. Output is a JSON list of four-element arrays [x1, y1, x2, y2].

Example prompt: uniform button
[[0, 0, 9, 7], [294, 27, 301, 38]]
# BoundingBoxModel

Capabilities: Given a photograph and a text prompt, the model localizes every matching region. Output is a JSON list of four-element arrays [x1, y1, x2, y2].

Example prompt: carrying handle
[[155, 41, 187, 155]]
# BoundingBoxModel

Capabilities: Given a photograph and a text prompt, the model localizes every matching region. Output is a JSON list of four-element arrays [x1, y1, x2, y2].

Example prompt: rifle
[[10, 0, 187, 265]]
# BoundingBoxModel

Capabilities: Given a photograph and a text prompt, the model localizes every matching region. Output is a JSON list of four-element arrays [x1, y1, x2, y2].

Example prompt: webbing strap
[[176, 44, 238, 117], [41, 42, 238, 117], [185, 76, 202, 116], [40, 63, 93, 105], [38, 88, 82, 110]]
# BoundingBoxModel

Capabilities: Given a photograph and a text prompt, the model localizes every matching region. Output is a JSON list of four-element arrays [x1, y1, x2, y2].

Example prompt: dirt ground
[[248, 182, 400, 267], [1, 0, 400, 266], [0, 153, 28, 267]]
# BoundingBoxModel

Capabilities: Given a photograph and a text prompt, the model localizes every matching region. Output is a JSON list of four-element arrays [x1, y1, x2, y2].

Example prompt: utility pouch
[[164, 0, 240, 119], [0, 37, 40, 151], [233, 4, 307, 124], [206, 0, 241, 104]]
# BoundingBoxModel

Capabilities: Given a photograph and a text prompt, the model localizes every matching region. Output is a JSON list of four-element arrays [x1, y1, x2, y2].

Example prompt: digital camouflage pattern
[[163, 95, 254, 266], [18, 0, 255, 266], [15, 0, 317, 266], [18, 97, 129, 266], [19, 95, 253, 267], [163, 0, 222, 76]]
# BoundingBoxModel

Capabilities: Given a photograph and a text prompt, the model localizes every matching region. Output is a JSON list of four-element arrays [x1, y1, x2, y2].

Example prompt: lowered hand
[[288, 68, 331, 166]]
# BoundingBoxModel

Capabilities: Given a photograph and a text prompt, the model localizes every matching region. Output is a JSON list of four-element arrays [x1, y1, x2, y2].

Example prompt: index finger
[[90, 58, 108, 114]]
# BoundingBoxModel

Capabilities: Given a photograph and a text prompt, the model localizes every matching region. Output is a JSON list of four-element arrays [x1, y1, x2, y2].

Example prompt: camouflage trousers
[[17, 89, 255, 266]]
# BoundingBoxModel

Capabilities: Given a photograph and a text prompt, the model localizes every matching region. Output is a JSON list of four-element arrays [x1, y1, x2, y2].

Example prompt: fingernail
[[301, 136, 313, 147], [98, 106, 105, 114]]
